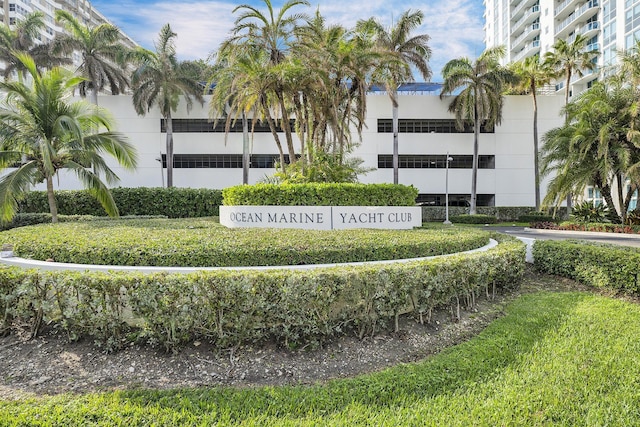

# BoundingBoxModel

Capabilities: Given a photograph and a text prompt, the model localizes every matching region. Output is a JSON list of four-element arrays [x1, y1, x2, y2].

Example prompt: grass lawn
[[2, 288, 640, 426]]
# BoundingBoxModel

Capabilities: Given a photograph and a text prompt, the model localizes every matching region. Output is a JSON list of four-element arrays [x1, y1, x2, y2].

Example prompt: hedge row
[[421, 206, 568, 222], [0, 213, 167, 231], [530, 221, 640, 234], [3, 220, 488, 267], [0, 236, 525, 352], [450, 214, 498, 224], [17, 188, 223, 218], [533, 240, 640, 294], [223, 183, 418, 206]]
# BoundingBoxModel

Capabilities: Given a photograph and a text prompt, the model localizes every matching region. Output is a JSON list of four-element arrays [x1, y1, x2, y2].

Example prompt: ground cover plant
[[0, 218, 489, 266], [2, 290, 639, 425]]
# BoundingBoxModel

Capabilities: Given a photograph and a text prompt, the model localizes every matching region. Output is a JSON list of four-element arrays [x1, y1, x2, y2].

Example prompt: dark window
[[160, 119, 295, 133], [416, 194, 495, 207], [160, 154, 295, 168], [378, 155, 495, 169], [377, 119, 494, 133]]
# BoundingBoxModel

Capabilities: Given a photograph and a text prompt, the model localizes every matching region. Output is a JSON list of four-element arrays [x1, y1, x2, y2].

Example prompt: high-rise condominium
[[484, 0, 636, 95]]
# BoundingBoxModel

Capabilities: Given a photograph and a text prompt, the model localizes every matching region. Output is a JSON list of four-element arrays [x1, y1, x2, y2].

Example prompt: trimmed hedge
[[533, 240, 640, 294], [222, 183, 418, 206], [450, 214, 498, 224], [518, 214, 558, 224], [2, 219, 488, 266], [0, 235, 525, 351], [17, 187, 223, 218], [0, 213, 167, 231], [421, 206, 569, 222]]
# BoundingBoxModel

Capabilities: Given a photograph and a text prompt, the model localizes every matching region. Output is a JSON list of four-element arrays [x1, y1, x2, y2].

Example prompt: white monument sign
[[220, 206, 422, 230]]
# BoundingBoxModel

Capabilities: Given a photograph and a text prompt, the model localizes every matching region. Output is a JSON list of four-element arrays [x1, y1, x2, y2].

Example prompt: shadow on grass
[[115, 291, 590, 422]]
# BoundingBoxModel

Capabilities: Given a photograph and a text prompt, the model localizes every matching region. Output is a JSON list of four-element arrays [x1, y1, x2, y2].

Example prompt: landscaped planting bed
[[0, 232, 524, 351], [0, 218, 490, 267]]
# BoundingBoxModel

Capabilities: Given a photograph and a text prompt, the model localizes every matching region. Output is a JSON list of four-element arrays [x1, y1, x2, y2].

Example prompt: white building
[[1, 0, 137, 63], [484, 0, 605, 95], [44, 89, 565, 207]]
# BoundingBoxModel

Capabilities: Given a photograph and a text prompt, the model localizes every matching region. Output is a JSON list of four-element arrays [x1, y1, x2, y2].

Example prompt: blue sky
[[91, 0, 485, 82]]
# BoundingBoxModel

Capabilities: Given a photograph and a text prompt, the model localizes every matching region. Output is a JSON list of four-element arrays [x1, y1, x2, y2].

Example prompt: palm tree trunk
[[242, 112, 249, 184], [532, 87, 540, 211], [564, 70, 572, 216], [262, 99, 286, 172], [392, 91, 399, 185], [276, 89, 296, 164], [166, 112, 174, 188], [470, 105, 480, 215], [46, 176, 58, 223]]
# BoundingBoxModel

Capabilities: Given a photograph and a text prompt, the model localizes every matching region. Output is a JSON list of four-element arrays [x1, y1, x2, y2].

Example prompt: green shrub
[[450, 214, 498, 224], [572, 201, 611, 223], [17, 188, 223, 218], [517, 213, 558, 224], [0, 213, 167, 230], [0, 235, 524, 351], [421, 206, 568, 222], [222, 183, 418, 206], [533, 240, 640, 294], [1, 219, 488, 267]]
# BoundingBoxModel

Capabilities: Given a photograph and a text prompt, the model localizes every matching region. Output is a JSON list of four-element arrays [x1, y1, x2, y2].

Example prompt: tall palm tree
[[511, 55, 554, 210], [53, 10, 130, 105], [544, 34, 598, 121], [440, 46, 515, 214], [358, 10, 432, 184], [131, 24, 204, 188], [0, 11, 70, 81], [545, 34, 599, 213], [226, 0, 310, 166], [541, 77, 636, 223], [0, 53, 137, 223]]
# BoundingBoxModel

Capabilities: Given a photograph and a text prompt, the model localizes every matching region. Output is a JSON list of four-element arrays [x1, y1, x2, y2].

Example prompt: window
[[377, 119, 494, 133], [159, 154, 295, 168], [416, 194, 495, 207], [160, 119, 296, 133], [377, 155, 495, 169]]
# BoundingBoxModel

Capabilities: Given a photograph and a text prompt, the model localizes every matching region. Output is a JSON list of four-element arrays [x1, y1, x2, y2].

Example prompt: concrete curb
[[0, 239, 499, 274], [523, 227, 640, 240]]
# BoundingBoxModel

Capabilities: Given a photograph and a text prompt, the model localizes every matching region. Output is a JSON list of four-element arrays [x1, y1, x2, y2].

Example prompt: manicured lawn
[[2, 290, 640, 425]]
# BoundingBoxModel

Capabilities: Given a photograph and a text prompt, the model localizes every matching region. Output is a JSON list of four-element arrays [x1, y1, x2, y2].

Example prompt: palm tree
[[53, 10, 129, 106], [511, 55, 554, 210], [227, 0, 310, 166], [131, 24, 204, 188], [0, 54, 138, 223], [440, 46, 515, 214], [541, 77, 636, 223], [544, 34, 598, 121], [358, 10, 432, 184], [0, 11, 70, 81], [544, 34, 599, 213]]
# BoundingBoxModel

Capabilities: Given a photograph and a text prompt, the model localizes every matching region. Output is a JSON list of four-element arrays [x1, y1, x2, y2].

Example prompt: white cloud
[[94, 0, 485, 80]]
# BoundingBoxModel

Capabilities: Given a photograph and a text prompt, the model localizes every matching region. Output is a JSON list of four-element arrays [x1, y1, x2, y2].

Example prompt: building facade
[[484, 0, 612, 95], [38, 91, 565, 207], [1, 0, 137, 63]]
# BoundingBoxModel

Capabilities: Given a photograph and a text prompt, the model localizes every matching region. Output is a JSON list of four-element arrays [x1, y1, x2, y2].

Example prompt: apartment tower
[[483, 0, 637, 96]]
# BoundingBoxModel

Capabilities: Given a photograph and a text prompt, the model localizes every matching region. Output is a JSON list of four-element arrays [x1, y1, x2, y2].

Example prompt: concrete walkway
[[0, 239, 499, 274]]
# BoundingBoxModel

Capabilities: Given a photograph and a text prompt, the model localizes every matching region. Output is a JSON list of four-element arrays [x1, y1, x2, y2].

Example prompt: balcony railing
[[555, 0, 599, 35], [513, 39, 541, 61], [512, 4, 541, 33], [567, 21, 600, 43], [512, 22, 541, 48], [554, 0, 576, 17]]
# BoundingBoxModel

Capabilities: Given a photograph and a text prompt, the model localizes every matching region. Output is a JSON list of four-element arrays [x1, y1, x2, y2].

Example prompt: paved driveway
[[484, 226, 640, 248]]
